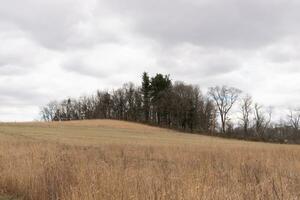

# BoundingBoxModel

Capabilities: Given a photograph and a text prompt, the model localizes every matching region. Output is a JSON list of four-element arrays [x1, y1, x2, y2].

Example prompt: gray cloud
[[106, 0, 300, 48], [0, 0, 125, 50], [157, 44, 241, 79], [0, 0, 80, 49], [63, 58, 109, 78]]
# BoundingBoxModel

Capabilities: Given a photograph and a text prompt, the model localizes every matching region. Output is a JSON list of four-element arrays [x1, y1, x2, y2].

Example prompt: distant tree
[[141, 72, 151, 122], [40, 101, 58, 121], [111, 88, 126, 120], [53, 108, 61, 121], [95, 91, 112, 119], [240, 94, 253, 134], [150, 74, 172, 100], [287, 108, 300, 132], [85, 96, 97, 119], [133, 87, 143, 121], [73, 99, 81, 120], [66, 98, 72, 120], [124, 82, 135, 121], [150, 74, 172, 125], [188, 86, 202, 132], [199, 98, 217, 133], [208, 86, 242, 134], [253, 103, 272, 138], [172, 82, 197, 131]]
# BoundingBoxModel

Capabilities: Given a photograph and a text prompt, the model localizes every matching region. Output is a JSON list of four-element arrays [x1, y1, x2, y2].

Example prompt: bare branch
[[208, 85, 242, 134]]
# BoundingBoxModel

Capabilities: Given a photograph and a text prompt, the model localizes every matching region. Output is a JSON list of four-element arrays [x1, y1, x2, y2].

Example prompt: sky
[[0, 0, 300, 121]]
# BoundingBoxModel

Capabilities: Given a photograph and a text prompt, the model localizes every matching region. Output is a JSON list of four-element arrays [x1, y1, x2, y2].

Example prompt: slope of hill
[[0, 119, 248, 147], [0, 120, 300, 200]]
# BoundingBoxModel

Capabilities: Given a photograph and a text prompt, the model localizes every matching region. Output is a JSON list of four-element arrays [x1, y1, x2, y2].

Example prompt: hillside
[[0, 119, 253, 147], [0, 120, 300, 199]]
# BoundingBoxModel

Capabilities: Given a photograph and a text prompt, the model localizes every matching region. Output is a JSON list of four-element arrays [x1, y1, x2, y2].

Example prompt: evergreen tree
[[142, 72, 151, 122], [150, 74, 172, 124]]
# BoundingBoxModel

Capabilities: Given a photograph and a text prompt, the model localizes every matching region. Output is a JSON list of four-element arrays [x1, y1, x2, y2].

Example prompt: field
[[0, 120, 300, 200]]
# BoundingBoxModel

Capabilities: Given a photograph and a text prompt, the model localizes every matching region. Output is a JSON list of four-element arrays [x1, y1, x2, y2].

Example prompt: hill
[[0, 120, 300, 199], [0, 119, 249, 146]]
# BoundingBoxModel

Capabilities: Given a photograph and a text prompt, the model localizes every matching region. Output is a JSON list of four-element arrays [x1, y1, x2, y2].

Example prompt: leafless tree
[[254, 103, 272, 137], [208, 86, 242, 134], [40, 101, 58, 121], [287, 108, 300, 132], [240, 94, 253, 134]]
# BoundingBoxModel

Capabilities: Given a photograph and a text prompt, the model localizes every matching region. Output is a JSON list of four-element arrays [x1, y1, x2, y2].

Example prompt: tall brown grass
[[0, 121, 300, 199]]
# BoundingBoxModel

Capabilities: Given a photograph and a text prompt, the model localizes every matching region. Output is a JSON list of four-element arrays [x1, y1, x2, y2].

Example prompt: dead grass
[[0, 120, 300, 199]]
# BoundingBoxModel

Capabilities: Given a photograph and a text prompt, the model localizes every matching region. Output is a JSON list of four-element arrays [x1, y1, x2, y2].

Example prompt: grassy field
[[0, 120, 300, 200]]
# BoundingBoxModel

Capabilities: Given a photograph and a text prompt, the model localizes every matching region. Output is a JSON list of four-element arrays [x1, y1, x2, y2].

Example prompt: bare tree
[[208, 86, 242, 134], [40, 101, 58, 121], [240, 94, 253, 134], [254, 104, 272, 137], [287, 108, 300, 132]]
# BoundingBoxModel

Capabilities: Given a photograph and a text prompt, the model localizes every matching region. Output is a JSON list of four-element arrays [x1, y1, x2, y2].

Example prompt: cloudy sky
[[0, 0, 300, 121]]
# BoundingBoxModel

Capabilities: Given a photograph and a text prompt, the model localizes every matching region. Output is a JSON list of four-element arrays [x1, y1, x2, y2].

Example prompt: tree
[[150, 74, 172, 100], [95, 91, 111, 119], [40, 101, 58, 121], [240, 94, 253, 134], [66, 98, 73, 120], [253, 104, 272, 138], [111, 88, 126, 120], [171, 82, 200, 131], [141, 72, 151, 122], [150, 74, 172, 125], [287, 108, 300, 132], [133, 87, 143, 121], [124, 82, 135, 121], [199, 98, 217, 133], [208, 86, 242, 134], [80, 95, 96, 119]]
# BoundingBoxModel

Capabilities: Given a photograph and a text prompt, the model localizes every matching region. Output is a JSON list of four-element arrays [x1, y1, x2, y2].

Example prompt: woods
[[41, 72, 300, 143]]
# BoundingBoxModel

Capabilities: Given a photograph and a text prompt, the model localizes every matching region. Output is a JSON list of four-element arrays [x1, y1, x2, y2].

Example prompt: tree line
[[41, 72, 300, 144]]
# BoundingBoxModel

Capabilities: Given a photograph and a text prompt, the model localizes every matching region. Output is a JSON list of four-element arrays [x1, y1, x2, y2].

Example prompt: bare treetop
[[208, 85, 242, 133], [288, 108, 300, 131]]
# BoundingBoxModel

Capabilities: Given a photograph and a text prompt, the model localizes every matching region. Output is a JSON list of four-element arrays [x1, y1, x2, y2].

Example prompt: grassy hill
[[0, 120, 300, 199], [0, 119, 255, 146]]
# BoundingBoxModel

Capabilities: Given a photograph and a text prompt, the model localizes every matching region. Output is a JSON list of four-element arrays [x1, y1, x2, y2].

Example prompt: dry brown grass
[[0, 120, 300, 200]]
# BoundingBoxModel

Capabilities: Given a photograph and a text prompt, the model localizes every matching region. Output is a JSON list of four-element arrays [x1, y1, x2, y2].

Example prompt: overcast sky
[[1, 0, 300, 121]]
